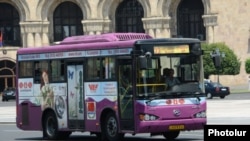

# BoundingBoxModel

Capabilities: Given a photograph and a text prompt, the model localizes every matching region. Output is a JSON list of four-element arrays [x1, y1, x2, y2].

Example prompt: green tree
[[201, 42, 241, 79], [245, 58, 250, 74]]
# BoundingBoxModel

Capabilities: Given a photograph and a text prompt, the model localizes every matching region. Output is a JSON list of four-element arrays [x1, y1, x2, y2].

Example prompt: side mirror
[[139, 56, 152, 69], [191, 43, 202, 55], [139, 56, 147, 69]]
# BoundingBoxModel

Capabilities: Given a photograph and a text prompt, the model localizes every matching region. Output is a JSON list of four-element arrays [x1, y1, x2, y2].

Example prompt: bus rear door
[[66, 62, 85, 129]]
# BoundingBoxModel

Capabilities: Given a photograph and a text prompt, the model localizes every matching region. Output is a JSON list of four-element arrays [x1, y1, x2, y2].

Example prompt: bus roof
[[17, 33, 152, 55], [60, 33, 152, 45]]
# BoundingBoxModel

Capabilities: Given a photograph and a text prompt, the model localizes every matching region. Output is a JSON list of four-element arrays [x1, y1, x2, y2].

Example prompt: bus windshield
[[136, 51, 204, 99]]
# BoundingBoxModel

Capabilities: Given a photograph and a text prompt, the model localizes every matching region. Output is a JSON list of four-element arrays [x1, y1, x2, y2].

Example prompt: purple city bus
[[16, 33, 206, 141]]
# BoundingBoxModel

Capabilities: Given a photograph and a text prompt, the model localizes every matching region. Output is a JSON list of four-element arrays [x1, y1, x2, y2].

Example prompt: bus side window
[[50, 60, 65, 81], [19, 61, 33, 77], [103, 57, 115, 79], [87, 58, 100, 80], [34, 61, 41, 83], [34, 68, 41, 83], [34, 61, 49, 83], [87, 57, 115, 80]]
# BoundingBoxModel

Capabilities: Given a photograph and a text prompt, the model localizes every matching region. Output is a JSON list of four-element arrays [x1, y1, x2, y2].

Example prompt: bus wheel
[[103, 112, 123, 141], [43, 112, 60, 140], [163, 131, 180, 140]]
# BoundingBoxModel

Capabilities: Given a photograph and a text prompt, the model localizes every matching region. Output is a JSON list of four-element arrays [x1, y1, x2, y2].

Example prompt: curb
[[0, 122, 15, 124], [230, 91, 250, 94]]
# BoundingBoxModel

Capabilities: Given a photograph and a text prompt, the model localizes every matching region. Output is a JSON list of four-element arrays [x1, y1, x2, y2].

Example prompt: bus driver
[[165, 68, 180, 88]]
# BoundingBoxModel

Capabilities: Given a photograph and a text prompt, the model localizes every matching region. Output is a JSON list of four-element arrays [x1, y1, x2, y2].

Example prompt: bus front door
[[118, 60, 134, 131], [67, 64, 85, 129]]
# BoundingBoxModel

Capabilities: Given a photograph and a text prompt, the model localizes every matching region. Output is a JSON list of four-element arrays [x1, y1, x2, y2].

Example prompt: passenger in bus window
[[161, 68, 169, 82], [165, 68, 180, 88], [40, 70, 54, 111]]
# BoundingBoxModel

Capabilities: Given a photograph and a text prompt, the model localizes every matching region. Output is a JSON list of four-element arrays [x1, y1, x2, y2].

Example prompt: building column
[[202, 14, 218, 43], [142, 17, 171, 38], [35, 33, 42, 47], [42, 33, 49, 46], [41, 22, 50, 46], [148, 29, 155, 37], [82, 19, 111, 35], [27, 33, 34, 47], [21, 32, 27, 47], [20, 21, 50, 47]]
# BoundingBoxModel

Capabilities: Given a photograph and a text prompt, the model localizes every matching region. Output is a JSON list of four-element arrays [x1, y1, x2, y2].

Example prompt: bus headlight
[[139, 114, 159, 121], [194, 111, 206, 118]]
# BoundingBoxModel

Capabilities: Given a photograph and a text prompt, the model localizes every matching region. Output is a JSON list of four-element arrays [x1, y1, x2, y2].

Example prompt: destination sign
[[154, 45, 190, 54]]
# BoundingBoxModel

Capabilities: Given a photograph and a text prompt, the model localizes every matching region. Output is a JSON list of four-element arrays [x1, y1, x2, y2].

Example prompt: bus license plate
[[169, 125, 185, 130]]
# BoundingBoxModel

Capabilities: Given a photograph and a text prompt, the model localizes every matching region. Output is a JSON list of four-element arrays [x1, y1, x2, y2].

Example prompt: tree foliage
[[245, 58, 250, 74], [201, 42, 241, 79]]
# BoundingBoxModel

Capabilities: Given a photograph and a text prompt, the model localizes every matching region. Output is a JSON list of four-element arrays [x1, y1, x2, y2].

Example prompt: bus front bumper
[[135, 118, 206, 133]]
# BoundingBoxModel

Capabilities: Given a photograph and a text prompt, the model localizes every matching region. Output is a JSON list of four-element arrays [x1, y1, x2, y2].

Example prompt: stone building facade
[[0, 0, 250, 91]]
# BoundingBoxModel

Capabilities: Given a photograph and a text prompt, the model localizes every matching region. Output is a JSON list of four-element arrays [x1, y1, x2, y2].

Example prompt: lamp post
[[210, 48, 225, 83]]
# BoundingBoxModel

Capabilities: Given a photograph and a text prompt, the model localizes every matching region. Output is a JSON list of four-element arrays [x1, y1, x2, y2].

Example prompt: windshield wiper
[[145, 97, 159, 104], [137, 92, 164, 103]]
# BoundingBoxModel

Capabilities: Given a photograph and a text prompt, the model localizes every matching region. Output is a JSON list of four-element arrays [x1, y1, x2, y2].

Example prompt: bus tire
[[163, 131, 180, 140], [103, 112, 123, 141], [43, 112, 60, 140]]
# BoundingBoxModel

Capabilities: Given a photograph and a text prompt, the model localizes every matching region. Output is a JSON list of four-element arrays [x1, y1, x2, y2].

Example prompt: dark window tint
[[115, 0, 144, 33], [50, 60, 65, 82], [177, 0, 205, 40], [86, 57, 115, 80], [53, 2, 83, 42], [0, 3, 21, 46], [19, 62, 33, 77]]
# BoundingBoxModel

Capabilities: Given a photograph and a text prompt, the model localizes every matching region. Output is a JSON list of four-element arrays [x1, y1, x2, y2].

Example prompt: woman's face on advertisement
[[42, 71, 49, 83]]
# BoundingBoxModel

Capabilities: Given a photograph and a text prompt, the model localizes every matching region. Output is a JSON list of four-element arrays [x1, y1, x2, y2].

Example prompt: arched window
[[115, 0, 144, 33], [177, 0, 205, 40], [53, 2, 83, 42], [0, 3, 21, 46], [0, 60, 16, 92]]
